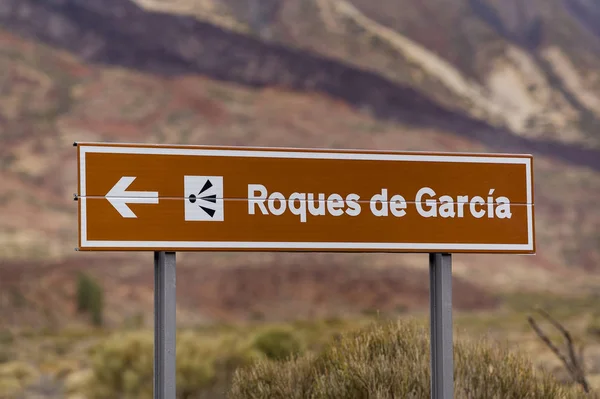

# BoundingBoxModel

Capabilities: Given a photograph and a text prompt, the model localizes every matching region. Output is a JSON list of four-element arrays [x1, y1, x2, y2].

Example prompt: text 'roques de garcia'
[[248, 184, 513, 223]]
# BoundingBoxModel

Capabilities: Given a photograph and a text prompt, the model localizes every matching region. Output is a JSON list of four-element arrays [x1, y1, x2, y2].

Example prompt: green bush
[[76, 272, 104, 327], [252, 328, 303, 361], [229, 320, 590, 399], [87, 331, 153, 399], [85, 331, 263, 399]]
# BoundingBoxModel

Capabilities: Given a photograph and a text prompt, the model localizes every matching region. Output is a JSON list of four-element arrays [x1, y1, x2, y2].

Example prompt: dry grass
[[2, 305, 600, 398], [229, 319, 595, 399]]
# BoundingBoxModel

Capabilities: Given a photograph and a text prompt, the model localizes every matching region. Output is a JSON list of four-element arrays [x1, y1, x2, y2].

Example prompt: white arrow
[[105, 176, 159, 218]]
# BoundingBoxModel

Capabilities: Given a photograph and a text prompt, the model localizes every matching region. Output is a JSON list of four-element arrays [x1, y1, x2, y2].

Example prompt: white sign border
[[78, 145, 534, 252]]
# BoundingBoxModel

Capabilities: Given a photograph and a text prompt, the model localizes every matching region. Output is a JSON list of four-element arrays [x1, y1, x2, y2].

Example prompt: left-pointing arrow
[[105, 176, 159, 218]]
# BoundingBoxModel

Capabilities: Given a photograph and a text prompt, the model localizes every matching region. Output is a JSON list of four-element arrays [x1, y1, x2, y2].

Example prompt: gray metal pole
[[154, 251, 177, 399], [429, 253, 454, 399]]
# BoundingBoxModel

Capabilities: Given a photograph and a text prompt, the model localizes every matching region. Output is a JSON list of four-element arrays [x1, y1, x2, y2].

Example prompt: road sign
[[75, 142, 535, 253]]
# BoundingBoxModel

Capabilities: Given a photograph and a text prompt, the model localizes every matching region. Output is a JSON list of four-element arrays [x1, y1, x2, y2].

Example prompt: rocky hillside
[[133, 0, 600, 150], [0, 0, 599, 327], [2, 0, 600, 168]]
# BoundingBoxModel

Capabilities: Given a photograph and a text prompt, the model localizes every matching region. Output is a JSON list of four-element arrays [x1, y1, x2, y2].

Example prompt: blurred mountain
[[2, 0, 600, 158], [130, 0, 600, 151], [0, 0, 599, 327]]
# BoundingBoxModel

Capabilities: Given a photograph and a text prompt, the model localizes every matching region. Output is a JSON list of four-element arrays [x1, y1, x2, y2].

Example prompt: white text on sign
[[247, 184, 513, 223]]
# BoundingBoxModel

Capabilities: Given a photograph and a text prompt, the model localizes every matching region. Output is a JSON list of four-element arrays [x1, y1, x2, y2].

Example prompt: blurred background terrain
[[0, 0, 599, 397]]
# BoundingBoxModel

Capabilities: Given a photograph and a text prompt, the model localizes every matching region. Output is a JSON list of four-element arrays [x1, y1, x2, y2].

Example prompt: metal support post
[[429, 253, 454, 399], [154, 251, 177, 399]]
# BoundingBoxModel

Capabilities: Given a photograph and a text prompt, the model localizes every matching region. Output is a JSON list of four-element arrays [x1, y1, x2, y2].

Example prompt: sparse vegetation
[[123, 312, 145, 330], [0, 361, 39, 398], [84, 330, 262, 399], [587, 314, 600, 339], [528, 309, 593, 394], [1, 309, 600, 398], [0, 349, 12, 365], [230, 319, 590, 399], [9, 288, 27, 308], [61, 320, 364, 398], [0, 330, 15, 364], [0, 346, 12, 366], [252, 328, 303, 361], [0, 331, 13, 346], [76, 273, 104, 327]]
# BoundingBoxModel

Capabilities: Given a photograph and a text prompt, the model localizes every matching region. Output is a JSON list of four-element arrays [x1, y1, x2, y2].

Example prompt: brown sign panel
[[75, 142, 535, 253]]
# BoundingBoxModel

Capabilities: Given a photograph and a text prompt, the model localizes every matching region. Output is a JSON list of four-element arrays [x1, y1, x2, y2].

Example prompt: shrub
[[0, 361, 39, 397], [85, 330, 263, 399], [229, 320, 590, 399], [123, 312, 145, 330], [0, 330, 14, 345], [0, 330, 14, 364], [76, 272, 104, 327], [252, 328, 303, 361], [0, 347, 12, 364], [587, 313, 600, 338], [87, 331, 153, 399]]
